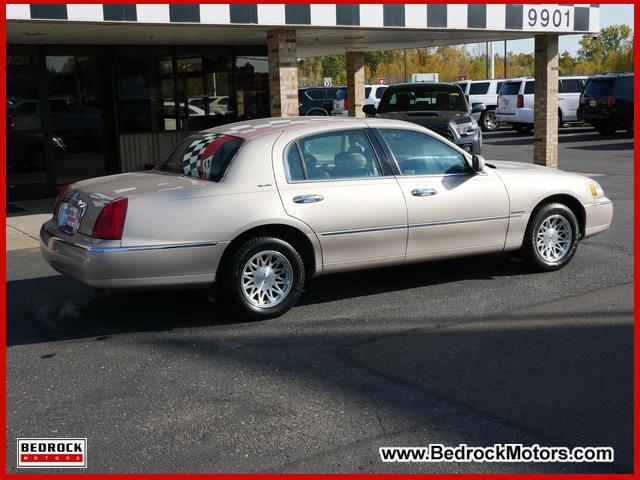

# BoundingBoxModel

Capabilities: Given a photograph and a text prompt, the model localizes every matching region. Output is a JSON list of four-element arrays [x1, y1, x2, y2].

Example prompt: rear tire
[[523, 203, 579, 272], [220, 236, 305, 320]]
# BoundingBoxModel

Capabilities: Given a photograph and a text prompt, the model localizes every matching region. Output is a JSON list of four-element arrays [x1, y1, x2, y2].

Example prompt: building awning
[[7, 4, 599, 56]]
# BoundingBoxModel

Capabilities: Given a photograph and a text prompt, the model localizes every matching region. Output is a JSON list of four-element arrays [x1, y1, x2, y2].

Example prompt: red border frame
[[1, 1, 637, 478]]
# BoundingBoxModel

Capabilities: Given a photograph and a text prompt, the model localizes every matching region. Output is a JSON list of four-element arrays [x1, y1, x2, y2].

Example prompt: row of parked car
[[298, 72, 633, 140]]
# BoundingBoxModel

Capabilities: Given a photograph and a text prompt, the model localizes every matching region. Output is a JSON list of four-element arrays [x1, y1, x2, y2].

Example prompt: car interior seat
[[332, 152, 371, 178]]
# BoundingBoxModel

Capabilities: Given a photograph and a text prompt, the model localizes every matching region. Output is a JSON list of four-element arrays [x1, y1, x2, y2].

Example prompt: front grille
[[428, 125, 455, 142]]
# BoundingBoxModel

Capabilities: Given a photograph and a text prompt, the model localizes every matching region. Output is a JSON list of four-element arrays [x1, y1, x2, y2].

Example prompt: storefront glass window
[[115, 48, 174, 132], [175, 48, 234, 131], [235, 53, 270, 120]]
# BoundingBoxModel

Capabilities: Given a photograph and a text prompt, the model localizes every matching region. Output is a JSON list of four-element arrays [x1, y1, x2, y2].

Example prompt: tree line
[[298, 25, 633, 87]]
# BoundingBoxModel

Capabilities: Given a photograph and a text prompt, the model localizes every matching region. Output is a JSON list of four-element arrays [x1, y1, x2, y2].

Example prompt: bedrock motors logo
[[17, 438, 87, 468]]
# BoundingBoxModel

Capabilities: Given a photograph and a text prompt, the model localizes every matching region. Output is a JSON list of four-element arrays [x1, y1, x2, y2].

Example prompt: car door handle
[[293, 194, 324, 204], [411, 188, 438, 197]]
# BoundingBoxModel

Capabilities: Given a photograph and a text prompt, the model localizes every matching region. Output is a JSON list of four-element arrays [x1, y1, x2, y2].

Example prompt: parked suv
[[456, 79, 505, 131], [496, 76, 587, 133], [578, 73, 634, 135], [366, 82, 483, 154], [298, 87, 342, 116], [332, 84, 388, 116]]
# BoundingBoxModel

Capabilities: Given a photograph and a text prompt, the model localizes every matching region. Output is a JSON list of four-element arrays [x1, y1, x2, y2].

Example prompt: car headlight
[[587, 181, 605, 198], [454, 121, 478, 136]]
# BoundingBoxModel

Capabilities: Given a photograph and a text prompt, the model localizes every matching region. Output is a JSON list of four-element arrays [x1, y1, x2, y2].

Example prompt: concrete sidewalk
[[6, 199, 53, 251]]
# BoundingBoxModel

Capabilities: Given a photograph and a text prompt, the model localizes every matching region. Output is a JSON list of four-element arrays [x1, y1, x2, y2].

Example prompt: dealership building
[[6, 3, 599, 200]]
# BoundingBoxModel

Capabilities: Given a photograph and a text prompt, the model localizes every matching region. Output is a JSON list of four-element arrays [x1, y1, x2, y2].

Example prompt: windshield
[[378, 85, 467, 113], [155, 133, 243, 182]]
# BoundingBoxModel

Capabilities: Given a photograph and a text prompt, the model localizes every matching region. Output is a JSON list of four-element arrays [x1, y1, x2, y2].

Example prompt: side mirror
[[471, 102, 486, 114], [363, 104, 377, 116], [471, 154, 485, 172]]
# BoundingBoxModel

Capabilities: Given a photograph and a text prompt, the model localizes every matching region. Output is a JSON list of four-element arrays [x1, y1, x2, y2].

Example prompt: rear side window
[[524, 81, 535, 95], [501, 82, 521, 95], [306, 89, 325, 100], [614, 76, 633, 95], [287, 129, 382, 181], [584, 79, 613, 95], [156, 133, 243, 182], [375, 86, 387, 99], [560, 79, 583, 93], [469, 82, 490, 95]]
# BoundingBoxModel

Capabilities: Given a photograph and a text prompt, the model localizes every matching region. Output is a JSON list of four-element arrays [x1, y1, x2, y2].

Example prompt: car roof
[[589, 72, 633, 79], [202, 116, 418, 141]]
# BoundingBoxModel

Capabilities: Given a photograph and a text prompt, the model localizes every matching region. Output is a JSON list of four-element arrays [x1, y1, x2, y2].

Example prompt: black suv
[[298, 87, 342, 116], [366, 83, 484, 154], [578, 73, 634, 135]]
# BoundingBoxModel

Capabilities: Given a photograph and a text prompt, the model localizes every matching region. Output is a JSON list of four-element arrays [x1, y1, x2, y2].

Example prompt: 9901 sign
[[524, 5, 573, 32]]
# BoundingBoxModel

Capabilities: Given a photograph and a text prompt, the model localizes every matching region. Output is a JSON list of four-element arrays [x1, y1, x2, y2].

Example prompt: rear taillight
[[516, 95, 524, 108], [344, 99, 349, 110], [607, 95, 616, 108], [8, 116, 15, 129], [53, 184, 70, 220], [92, 197, 128, 240]]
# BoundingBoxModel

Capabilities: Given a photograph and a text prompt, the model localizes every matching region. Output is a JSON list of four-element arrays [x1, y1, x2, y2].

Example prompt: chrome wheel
[[482, 110, 500, 131], [536, 214, 572, 263], [241, 250, 293, 308]]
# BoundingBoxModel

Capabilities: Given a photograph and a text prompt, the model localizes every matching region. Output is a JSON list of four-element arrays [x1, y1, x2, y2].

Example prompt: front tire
[[523, 203, 579, 272], [220, 237, 305, 320], [480, 109, 500, 132]]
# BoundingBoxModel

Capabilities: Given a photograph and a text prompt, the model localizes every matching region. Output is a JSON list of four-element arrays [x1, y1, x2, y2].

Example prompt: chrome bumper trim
[[42, 227, 217, 253]]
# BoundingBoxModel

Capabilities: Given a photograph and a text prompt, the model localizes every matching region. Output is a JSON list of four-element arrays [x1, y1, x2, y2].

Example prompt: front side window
[[156, 133, 243, 181], [287, 129, 382, 181], [469, 82, 490, 95], [379, 129, 468, 176]]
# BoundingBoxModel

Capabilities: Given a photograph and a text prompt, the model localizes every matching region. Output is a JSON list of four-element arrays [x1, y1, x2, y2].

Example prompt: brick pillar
[[346, 51, 365, 118], [533, 34, 559, 168], [267, 29, 299, 117]]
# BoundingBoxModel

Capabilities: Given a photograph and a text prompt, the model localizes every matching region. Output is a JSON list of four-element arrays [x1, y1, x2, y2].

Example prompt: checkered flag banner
[[182, 133, 220, 177]]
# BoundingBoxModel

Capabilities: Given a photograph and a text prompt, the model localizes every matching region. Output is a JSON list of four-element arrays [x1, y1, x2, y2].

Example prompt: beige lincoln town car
[[41, 117, 613, 319]]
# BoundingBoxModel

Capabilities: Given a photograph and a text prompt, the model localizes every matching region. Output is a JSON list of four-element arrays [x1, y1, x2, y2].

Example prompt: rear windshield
[[378, 85, 467, 113], [500, 82, 522, 95], [156, 133, 243, 182], [365, 87, 372, 99], [584, 79, 614, 96]]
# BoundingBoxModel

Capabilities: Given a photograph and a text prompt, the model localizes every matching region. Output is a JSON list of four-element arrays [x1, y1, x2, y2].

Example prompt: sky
[[494, 4, 634, 56]]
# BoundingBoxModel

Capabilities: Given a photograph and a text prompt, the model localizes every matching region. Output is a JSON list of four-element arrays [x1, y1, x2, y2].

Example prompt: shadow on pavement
[[6, 254, 527, 346]]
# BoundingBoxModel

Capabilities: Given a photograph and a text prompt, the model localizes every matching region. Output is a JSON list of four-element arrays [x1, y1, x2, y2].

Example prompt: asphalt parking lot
[[6, 126, 634, 473]]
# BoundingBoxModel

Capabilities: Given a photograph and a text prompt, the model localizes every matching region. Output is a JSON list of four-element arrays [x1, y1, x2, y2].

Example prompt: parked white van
[[332, 84, 388, 116], [456, 79, 506, 131], [496, 76, 587, 133]]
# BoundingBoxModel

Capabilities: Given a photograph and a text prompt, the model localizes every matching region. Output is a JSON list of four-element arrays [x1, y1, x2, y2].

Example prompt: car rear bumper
[[495, 109, 533, 124], [40, 220, 224, 289]]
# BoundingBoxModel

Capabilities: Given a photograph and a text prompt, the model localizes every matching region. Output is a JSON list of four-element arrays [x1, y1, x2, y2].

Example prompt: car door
[[375, 127, 510, 261], [273, 127, 407, 272]]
